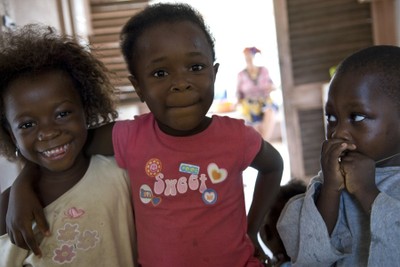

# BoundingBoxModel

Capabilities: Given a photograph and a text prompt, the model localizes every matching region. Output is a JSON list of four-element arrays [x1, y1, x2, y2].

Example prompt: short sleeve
[[112, 120, 130, 169]]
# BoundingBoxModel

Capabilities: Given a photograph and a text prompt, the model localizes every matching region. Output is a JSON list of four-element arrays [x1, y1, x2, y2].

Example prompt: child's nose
[[330, 123, 351, 140], [171, 85, 190, 92], [170, 74, 190, 92], [37, 126, 61, 141]]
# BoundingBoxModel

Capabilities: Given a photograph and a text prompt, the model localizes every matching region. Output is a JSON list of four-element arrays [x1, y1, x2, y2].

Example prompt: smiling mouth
[[41, 144, 70, 158]]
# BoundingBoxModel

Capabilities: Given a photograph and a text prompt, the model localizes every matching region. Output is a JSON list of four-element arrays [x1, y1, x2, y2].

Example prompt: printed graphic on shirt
[[40, 207, 100, 264], [145, 158, 162, 177], [202, 188, 217, 205], [140, 158, 228, 206], [207, 163, 227, 184]]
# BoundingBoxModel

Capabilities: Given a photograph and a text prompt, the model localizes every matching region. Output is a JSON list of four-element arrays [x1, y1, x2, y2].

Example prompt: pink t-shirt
[[113, 113, 263, 267]]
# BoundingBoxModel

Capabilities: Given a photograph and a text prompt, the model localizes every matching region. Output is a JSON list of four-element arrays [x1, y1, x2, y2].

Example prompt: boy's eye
[[57, 111, 71, 119], [190, 64, 204, 72], [351, 114, 366, 122], [326, 114, 337, 123], [19, 121, 36, 129], [153, 70, 168, 78]]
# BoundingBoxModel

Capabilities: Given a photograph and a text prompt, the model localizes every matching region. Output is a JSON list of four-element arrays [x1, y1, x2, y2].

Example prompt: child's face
[[4, 70, 88, 172], [129, 21, 219, 136], [325, 72, 400, 165]]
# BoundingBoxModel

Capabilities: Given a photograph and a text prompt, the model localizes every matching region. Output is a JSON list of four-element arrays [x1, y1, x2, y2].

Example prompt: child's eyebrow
[[145, 52, 209, 70], [344, 101, 369, 110], [12, 99, 77, 118], [146, 56, 168, 67], [325, 100, 371, 112], [186, 51, 207, 57]]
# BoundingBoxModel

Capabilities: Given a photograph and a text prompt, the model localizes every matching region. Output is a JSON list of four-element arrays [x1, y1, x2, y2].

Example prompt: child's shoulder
[[89, 155, 128, 181], [115, 112, 153, 127], [211, 114, 246, 125], [90, 154, 119, 169], [211, 114, 256, 132]]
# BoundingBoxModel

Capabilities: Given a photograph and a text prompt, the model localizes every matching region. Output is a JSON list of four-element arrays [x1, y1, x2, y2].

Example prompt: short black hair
[[261, 179, 306, 259], [279, 179, 307, 202], [120, 3, 216, 75], [0, 24, 118, 161], [333, 45, 400, 109]]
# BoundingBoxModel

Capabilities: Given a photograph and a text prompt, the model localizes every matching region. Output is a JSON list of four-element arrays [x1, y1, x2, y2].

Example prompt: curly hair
[[120, 3, 216, 76], [0, 24, 118, 161]]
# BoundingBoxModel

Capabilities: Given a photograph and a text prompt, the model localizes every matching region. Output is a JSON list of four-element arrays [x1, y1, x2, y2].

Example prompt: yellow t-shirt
[[0, 155, 136, 267]]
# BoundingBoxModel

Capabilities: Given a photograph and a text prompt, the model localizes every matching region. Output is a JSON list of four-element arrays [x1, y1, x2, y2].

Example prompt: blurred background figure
[[237, 46, 278, 141]]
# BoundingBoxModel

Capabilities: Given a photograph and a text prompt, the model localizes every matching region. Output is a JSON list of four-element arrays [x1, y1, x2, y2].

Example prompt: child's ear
[[213, 63, 220, 81], [128, 75, 145, 103], [4, 122, 16, 144], [4, 123, 19, 154], [213, 63, 219, 74]]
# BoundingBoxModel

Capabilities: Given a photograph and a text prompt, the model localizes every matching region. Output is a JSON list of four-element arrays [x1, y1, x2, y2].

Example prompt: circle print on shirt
[[202, 188, 217, 205], [145, 158, 162, 177]]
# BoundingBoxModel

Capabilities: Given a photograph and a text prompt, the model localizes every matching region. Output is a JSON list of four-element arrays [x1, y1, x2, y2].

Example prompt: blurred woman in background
[[237, 47, 278, 141]]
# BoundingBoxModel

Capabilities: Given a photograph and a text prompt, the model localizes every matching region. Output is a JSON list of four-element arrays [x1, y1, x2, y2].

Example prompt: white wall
[[5, 0, 91, 40], [8, 0, 62, 30]]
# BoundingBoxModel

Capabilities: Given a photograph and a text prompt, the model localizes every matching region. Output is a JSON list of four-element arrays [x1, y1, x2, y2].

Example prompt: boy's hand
[[339, 151, 375, 193], [339, 151, 380, 212], [318, 139, 356, 233], [321, 139, 356, 190]]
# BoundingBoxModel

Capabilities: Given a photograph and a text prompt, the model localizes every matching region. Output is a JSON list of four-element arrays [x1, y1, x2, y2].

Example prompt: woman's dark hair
[[0, 24, 118, 161]]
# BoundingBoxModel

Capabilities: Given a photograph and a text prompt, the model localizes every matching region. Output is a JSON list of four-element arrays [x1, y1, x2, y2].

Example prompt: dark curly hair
[[0, 24, 118, 161], [120, 3, 216, 76]]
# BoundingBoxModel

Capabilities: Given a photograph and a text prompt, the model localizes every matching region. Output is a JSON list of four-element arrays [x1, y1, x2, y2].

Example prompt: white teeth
[[43, 144, 69, 157]]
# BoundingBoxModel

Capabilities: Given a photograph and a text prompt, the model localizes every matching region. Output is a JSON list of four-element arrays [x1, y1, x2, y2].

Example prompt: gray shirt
[[277, 167, 400, 267]]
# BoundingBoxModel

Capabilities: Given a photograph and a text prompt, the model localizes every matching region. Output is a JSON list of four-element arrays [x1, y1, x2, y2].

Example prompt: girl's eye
[[190, 64, 204, 72], [153, 70, 168, 78], [19, 121, 36, 129], [351, 114, 366, 122], [57, 111, 71, 119]]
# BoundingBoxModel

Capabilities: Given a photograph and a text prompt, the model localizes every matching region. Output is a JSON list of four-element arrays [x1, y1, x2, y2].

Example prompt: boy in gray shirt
[[278, 45, 400, 266]]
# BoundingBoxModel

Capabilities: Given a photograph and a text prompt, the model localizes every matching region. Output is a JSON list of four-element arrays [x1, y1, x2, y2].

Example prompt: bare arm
[[316, 183, 342, 235], [6, 162, 47, 256], [316, 139, 356, 234], [247, 141, 283, 260], [0, 187, 10, 235], [85, 122, 115, 156]]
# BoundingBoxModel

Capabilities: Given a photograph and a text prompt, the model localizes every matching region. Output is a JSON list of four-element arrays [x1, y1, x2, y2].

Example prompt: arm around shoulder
[[6, 162, 48, 255], [0, 188, 10, 235], [85, 122, 115, 156]]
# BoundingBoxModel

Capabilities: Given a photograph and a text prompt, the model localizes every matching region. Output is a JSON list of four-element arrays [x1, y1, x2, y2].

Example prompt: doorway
[[149, 0, 291, 186]]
